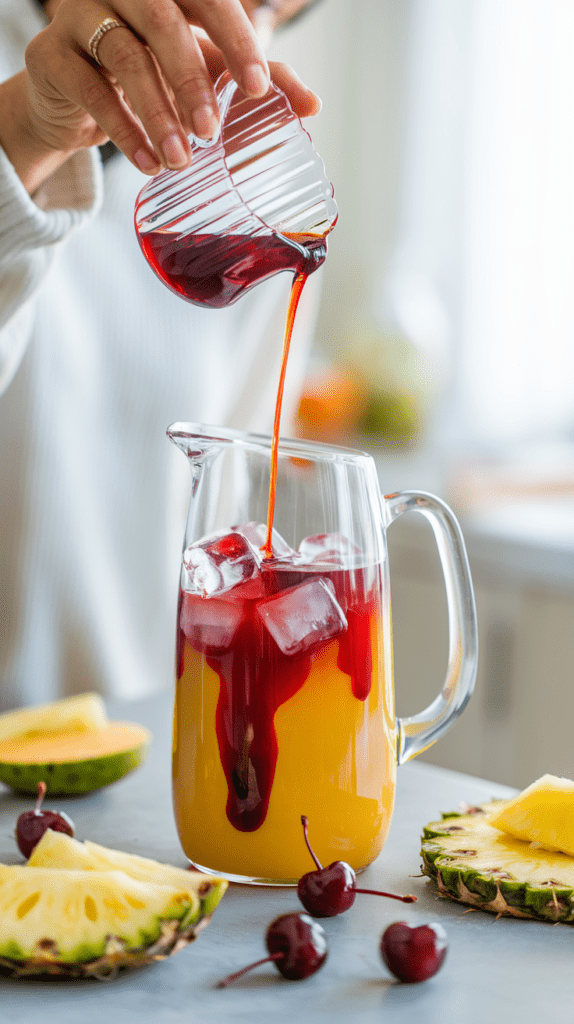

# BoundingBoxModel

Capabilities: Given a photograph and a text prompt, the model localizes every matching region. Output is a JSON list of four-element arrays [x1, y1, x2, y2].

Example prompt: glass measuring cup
[[134, 72, 338, 307]]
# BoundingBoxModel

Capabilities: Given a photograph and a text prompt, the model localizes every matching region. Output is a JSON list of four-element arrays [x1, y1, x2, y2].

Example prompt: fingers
[[88, 20, 198, 167], [99, 0, 270, 139], [87, 22, 319, 170], [196, 39, 322, 119], [178, 0, 269, 97], [62, 0, 272, 169], [267, 61, 321, 118], [26, 31, 163, 174], [96, 0, 221, 141], [67, 52, 165, 174], [27, 0, 320, 177]]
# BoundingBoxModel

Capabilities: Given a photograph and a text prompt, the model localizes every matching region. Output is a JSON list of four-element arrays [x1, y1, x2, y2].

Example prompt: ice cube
[[183, 530, 261, 597], [296, 533, 361, 567], [256, 577, 347, 657], [234, 521, 296, 560], [180, 591, 243, 654]]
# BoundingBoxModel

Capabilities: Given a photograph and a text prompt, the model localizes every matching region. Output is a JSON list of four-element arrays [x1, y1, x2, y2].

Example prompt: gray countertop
[[0, 692, 568, 1023]]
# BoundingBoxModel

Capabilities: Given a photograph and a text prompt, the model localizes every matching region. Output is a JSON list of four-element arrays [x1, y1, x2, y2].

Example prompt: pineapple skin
[[0, 920, 204, 979], [421, 801, 574, 924]]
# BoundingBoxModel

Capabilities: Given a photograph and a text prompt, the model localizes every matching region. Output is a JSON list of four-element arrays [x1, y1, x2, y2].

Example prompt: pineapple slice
[[0, 865, 200, 974], [0, 694, 107, 743], [486, 774, 574, 856], [28, 829, 227, 918], [421, 801, 574, 923]]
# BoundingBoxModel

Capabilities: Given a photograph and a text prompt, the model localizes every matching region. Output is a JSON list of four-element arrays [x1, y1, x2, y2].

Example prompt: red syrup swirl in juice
[[177, 564, 376, 833]]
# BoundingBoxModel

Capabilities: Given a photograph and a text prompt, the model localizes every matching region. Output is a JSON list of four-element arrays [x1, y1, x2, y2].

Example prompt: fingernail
[[310, 92, 322, 114], [284, 66, 322, 113], [244, 63, 269, 97], [134, 148, 161, 174], [193, 104, 219, 140], [161, 133, 189, 169]]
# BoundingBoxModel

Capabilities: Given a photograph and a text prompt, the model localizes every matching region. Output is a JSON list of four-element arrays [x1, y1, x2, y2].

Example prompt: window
[[384, 0, 574, 452]]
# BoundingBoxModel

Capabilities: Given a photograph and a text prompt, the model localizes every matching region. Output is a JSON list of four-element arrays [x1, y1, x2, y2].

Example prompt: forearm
[[0, 71, 72, 195]]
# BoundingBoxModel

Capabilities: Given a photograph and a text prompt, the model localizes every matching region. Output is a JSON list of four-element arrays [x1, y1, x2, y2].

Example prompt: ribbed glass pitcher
[[134, 73, 337, 307]]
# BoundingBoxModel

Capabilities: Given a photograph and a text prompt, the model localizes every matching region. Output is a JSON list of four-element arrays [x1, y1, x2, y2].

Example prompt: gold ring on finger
[[88, 18, 125, 66]]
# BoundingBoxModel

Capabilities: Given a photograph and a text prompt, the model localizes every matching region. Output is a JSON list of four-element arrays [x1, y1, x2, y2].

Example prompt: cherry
[[380, 921, 448, 983], [297, 815, 416, 918], [216, 912, 328, 987], [15, 781, 75, 859]]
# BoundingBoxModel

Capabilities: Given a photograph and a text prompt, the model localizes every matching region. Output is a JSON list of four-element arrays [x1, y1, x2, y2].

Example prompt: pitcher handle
[[385, 491, 478, 765]]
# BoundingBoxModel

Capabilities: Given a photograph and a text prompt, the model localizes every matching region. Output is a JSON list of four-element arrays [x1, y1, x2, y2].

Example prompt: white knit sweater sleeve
[[0, 144, 103, 395]]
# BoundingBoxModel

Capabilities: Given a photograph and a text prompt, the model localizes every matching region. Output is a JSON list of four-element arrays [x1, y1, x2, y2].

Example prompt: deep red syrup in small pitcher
[[140, 229, 326, 308], [175, 223, 376, 836]]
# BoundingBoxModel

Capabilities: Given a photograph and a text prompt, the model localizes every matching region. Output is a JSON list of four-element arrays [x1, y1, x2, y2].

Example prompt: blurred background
[[269, 0, 574, 788]]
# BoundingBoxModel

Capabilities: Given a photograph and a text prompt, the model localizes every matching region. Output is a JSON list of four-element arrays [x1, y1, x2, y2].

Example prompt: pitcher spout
[[167, 422, 280, 459], [166, 423, 237, 461]]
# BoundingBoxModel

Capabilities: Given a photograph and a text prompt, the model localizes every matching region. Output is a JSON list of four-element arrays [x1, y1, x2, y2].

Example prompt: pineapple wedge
[[0, 865, 202, 976], [28, 829, 227, 917], [487, 774, 574, 856], [9, 834, 228, 977]]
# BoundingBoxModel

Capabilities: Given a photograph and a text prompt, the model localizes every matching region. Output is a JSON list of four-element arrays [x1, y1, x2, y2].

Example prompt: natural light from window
[[383, 0, 574, 454]]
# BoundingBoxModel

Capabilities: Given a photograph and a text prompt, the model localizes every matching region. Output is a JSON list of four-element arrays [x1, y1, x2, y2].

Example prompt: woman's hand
[[20, 0, 320, 179]]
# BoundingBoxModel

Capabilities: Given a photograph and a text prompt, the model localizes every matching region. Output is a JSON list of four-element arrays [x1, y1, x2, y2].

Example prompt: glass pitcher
[[134, 72, 338, 308], [169, 423, 478, 885]]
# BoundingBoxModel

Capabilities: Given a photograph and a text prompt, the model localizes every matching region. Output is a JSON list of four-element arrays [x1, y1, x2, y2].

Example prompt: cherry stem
[[34, 781, 46, 815], [301, 815, 323, 871], [355, 888, 417, 903], [300, 814, 416, 903], [216, 952, 284, 988]]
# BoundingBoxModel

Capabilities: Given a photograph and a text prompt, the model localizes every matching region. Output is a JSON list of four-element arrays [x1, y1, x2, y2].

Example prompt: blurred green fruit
[[358, 388, 421, 445]]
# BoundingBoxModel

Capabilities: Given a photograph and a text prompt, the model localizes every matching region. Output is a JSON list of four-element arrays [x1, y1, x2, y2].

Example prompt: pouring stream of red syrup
[[262, 269, 308, 558]]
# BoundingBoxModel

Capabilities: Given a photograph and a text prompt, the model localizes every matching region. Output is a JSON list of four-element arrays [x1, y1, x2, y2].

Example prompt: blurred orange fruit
[[295, 367, 369, 443]]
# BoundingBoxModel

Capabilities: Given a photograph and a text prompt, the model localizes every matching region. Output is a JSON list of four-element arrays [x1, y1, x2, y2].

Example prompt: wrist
[[0, 71, 72, 195]]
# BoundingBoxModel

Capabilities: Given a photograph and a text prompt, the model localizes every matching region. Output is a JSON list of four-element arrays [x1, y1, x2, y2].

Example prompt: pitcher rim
[[166, 421, 374, 465]]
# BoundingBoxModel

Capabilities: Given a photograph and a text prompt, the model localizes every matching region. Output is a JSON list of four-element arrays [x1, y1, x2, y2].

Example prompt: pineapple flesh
[[486, 774, 574, 857], [421, 800, 574, 923], [29, 829, 227, 917]]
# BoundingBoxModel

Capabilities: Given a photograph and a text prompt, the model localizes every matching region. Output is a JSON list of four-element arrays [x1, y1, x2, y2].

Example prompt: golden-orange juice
[[172, 561, 396, 882]]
